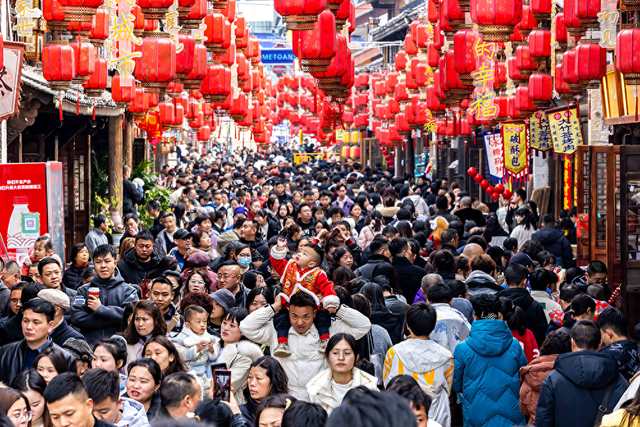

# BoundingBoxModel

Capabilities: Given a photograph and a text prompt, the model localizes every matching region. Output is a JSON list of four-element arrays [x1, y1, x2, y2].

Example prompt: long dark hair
[[0, 388, 31, 427], [514, 208, 537, 231], [10, 370, 48, 426], [123, 300, 167, 345], [499, 297, 527, 335], [562, 294, 596, 328], [143, 335, 188, 376], [33, 347, 69, 375], [359, 283, 389, 313], [371, 262, 401, 295], [249, 356, 289, 397], [365, 211, 383, 232]]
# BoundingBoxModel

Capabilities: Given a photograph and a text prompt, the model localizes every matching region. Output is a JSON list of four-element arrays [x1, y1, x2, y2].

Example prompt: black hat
[[173, 229, 194, 240]]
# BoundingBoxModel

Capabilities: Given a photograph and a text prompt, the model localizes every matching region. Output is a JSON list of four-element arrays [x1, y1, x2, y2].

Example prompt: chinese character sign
[[548, 108, 583, 155], [502, 123, 529, 182], [469, 37, 497, 121], [0, 43, 26, 122], [483, 129, 504, 181], [107, 0, 142, 77], [598, 0, 618, 49], [14, 0, 42, 37], [530, 110, 552, 152]]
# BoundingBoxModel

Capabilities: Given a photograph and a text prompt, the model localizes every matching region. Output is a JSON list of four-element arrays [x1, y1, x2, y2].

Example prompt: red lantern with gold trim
[[111, 74, 136, 107], [136, 0, 174, 20], [528, 73, 552, 108], [274, 0, 327, 30], [575, 42, 606, 89], [175, 33, 196, 83], [69, 41, 95, 85], [201, 63, 232, 103], [83, 57, 107, 97], [293, 10, 336, 73], [129, 87, 150, 119], [136, 35, 176, 93], [454, 29, 480, 85], [183, 42, 207, 91], [470, 0, 522, 42], [616, 29, 640, 85], [42, 41, 76, 91]]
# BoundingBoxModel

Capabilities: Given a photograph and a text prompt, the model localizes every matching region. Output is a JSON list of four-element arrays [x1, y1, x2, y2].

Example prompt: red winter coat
[[519, 354, 558, 425], [512, 329, 539, 363]]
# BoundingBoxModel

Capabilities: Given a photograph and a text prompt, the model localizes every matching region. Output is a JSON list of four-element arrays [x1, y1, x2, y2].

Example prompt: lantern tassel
[[59, 94, 63, 121], [636, 90, 639, 122], [153, 146, 156, 155], [93, 105, 96, 121], [122, 114, 125, 130], [76, 98, 80, 115]]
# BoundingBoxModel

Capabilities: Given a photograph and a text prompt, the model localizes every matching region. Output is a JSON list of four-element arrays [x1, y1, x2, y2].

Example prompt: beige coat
[[306, 368, 378, 414]]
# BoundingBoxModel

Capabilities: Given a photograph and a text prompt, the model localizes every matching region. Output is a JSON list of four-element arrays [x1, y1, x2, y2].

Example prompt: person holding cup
[[68, 245, 140, 344]]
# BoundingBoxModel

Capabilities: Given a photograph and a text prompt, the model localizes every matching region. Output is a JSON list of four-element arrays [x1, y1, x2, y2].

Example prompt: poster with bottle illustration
[[0, 163, 48, 265]]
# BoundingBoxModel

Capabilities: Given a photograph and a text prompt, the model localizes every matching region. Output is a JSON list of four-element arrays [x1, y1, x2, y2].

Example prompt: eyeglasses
[[189, 280, 205, 285], [9, 411, 32, 422], [217, 275, 237, 280]]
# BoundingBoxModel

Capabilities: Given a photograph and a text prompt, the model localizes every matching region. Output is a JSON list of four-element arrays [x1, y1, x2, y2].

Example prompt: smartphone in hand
[[213, 369, 232, 402]]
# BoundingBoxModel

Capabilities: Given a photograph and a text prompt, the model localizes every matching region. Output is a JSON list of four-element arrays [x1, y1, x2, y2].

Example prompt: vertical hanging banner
[[548, 107, 583, 155], [107, 0, 142, 77], [469, 37, 498, 121], [482, 129, 504, 182], [530, 110, 552, 154], [564, 157, 572, 210], [502, 123, 529, 183], [14, 0, 42, 36]]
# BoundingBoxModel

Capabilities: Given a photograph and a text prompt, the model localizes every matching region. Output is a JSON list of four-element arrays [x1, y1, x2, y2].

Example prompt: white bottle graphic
[[7, 196, 37, 263]]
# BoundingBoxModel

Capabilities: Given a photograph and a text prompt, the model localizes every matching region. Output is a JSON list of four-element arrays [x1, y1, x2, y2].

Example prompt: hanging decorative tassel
[[122, 114, 125, 130], [76, 98, 80, 115], [92, 105, 96, 121], [588, 95, 591, 120], [59, 93, 63, 121]]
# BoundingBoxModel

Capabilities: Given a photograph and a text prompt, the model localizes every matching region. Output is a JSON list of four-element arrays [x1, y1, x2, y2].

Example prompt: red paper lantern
[[515, 45, 536, 80], [42, 0, 66, 30], [111, 74, 136, 107], [69, 41, 95, 85], [129, 87, 150, 119], [515, 86, 536, 117], [574, 0, 600, 29], [562, 49, 582, 92], [454, 29, 480, 85], [88, 8, 109, 47], [395, 50, 407, 72], [201, 64, 232, 103], [564, 0, 584, 38], [136, 35, 176, 93], [136, 0, 174, 20], [274, 0, 327, 30], [204, 12, 231, 53], [529, 30, 551, 58], [516, 4, 536, 37], [83, 57, 107, 98], [42, 41, 76, 91], [575, 43, 606, 88], [616, 29, 640, 85], [183, 43, 207, 91], [470, 0, 522, 42], [180, 0, 206, 28], [175, 33, 196, 83], [528, 73, 552, 108], [530, 0, 551, 20], [293, 10, 336, 73]]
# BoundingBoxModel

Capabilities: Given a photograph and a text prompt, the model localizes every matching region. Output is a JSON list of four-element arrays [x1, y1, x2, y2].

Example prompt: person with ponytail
[[557, 293, 596, 335], [357, 211, 383, 250], [499, 297, 539, 362]]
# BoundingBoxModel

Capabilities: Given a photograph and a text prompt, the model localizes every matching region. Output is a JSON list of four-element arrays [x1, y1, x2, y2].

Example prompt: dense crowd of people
[[0, 143, 638, 427]]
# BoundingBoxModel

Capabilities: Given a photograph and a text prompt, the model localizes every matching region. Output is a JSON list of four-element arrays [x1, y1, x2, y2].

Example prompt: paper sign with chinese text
[[482, 130, 504, 181], [530, 110, 552, 151], [548, 108, 583, 155], [503, 123, 528, 180], [469, 37, 497, 121], [0, 42, 25, 122]]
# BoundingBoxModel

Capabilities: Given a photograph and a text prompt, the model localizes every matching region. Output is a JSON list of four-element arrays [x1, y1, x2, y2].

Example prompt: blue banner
[[261, 49, 295, 64]]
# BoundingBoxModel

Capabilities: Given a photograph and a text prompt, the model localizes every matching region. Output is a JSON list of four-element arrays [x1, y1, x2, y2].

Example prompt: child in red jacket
[[270, 238, 339, 357]]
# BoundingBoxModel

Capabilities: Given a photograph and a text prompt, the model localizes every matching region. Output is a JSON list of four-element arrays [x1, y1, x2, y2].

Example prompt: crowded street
[[0, 0, 639, 424]]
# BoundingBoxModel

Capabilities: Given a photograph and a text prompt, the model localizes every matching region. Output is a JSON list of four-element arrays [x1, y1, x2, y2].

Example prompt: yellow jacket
[[601, 409, 640, 427]]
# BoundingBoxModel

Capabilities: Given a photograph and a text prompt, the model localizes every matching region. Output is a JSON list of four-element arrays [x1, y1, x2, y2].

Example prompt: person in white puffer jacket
[[239, 291, 371, 400]]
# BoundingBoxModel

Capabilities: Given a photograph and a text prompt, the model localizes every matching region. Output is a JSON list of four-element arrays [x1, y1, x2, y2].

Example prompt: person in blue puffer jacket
[[452, 293, 528, 427]]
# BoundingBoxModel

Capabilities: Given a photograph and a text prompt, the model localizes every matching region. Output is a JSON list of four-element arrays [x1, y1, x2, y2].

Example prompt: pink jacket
[[357, 225, 381, 250]]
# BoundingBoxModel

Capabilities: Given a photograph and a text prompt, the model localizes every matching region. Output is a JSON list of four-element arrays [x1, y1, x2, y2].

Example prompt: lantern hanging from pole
[[470, 0, 523, 42], [83, 57, 107, 97], [135, 34, 177, 94], [69, 40, 95, 85], [575, 42, 606, 89], [274, 0, 327, 30], [616, 29, 640, 85], [175, 32, 196, 83]]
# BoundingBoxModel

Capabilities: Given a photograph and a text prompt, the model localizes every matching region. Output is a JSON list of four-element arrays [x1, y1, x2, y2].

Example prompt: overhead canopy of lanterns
[[40, 0, 276, 150]]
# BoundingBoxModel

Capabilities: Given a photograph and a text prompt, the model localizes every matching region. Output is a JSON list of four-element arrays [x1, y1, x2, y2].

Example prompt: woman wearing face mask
[[239, 356, 289, 426], [213, 308, 263, 404], [10, 370, 47, 427], [0, 388, 32, 427], [233, 245, 254, 274], [305, 333, 377, 414], [123, 300, 168, 369], [123, 358, 162, 421]]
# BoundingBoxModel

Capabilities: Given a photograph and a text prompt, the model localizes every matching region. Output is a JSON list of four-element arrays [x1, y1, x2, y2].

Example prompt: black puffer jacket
[[536, 351, 628, 427], [0, 339, 76, 385], [532, 226, 575, 269], [123, 178, 143, 216], [62, 263, 93, 290], [239, 237, 269, 260], [117, 247, 161, 286]]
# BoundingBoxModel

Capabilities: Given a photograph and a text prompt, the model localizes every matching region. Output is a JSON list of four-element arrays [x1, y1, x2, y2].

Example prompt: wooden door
[[62, 135, 91, 261]]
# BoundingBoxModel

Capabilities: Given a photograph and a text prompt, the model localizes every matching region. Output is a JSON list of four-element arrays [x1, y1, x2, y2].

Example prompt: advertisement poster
[[0, 163, 48, 264]]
